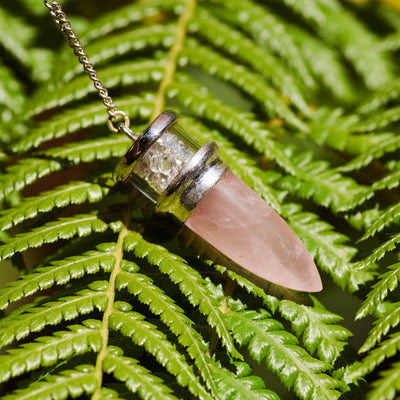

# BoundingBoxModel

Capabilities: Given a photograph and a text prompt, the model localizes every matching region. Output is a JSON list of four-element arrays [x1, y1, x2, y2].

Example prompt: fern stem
[[151, 0, 196, 119], [91, 202, 133, 400]]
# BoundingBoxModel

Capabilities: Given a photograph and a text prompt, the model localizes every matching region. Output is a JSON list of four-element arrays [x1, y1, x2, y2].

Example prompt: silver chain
[[44, 0, 130, 133]]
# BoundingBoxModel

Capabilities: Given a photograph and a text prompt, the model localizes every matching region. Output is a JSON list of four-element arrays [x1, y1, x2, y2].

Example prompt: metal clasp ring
[[108, 110, 130, 133]]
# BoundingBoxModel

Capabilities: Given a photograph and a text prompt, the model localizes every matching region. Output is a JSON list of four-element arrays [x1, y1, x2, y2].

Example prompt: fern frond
[[358, 78, 400, 114], [0, 8, 35, 70], [340, 135, 400, 172], [45, 135, 131, 164], [347, 331, 400, 382], [0, 64, 25, 113], [116, 268, 219, 395], [3, 365, 97, 400], [123, 232, 241, 360], [14, 96, 153, 153], [359, 302, 400, 353], [0, 158, 62, 201], [281, 0, 394, 89], [188, 9, 311, 115], [103, 347, 179, 400], [0, 320, 101, 383], [367, 359, 400, 400], [224, 305, 343, 400], [110, 303, 213, 400], [372, 169, 400, 192], [357, 261, 400, 319], [0, 137, 127, 201], [359, 202, 400, 241], [82, 0, 184, 41], [379, 31, 400, 51], [356, 233, 400, 270], [180, 40, 308, 131], [28, 60, 165, 117], [288, 26, 356, 103], [277, 153, 371, 212], [210, 0, 314, 88], [279, 297, 352, 364], [211, 362, 280, 400], [0, 243, 115, 310], [0, 282, 108, 348], [308, 108, 399, 156], [0, 214, 110, 262], [0, 181, 107, 231], [56, 24, 176, 84]]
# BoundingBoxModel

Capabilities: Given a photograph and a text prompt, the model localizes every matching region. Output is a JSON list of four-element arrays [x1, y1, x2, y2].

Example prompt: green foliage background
[[1, 0, 400, 399]]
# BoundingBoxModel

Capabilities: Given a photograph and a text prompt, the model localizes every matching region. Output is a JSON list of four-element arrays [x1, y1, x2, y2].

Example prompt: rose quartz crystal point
[[183, 171, 322, 292]]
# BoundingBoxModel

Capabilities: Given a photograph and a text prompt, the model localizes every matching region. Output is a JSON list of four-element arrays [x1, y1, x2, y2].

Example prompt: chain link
[[44, 0, 129, 132]]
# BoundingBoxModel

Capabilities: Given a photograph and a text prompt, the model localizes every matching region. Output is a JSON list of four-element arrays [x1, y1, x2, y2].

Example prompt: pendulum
[[45, 0, 322, 292], [114, 110, 323, 292]]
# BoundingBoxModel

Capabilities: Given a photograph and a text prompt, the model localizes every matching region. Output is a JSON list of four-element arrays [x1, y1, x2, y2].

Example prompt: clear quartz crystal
[[133, 131, 194, 194]]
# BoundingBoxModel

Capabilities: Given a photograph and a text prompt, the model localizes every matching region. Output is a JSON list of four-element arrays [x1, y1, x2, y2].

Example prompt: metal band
[[113, 110, 179, 182], [156, 142, 228, 223]]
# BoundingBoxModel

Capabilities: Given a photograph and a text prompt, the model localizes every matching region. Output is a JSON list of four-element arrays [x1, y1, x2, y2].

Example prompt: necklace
[[44, 0, 322, 292]]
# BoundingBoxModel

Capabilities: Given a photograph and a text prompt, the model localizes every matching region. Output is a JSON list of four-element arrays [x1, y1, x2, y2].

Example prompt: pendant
[[113, 110, 322, 292]]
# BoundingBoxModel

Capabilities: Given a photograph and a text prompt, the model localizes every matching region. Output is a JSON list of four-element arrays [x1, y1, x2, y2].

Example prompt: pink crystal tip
[[183, 171, 323, 292]]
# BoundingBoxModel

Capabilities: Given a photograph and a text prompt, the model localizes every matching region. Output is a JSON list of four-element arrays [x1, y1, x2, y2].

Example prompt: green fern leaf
[[116, 268, 219, 395], [211, 362, 280, 400], [110, 302, 213, 400], [379, 31, 400, 51], [28, 60, 165, 118], [367, 359, 400, 400], [123, 232, 242, 360], [56, 24, 175, 84], [224, 304, 342, 400], [0, 64, 25, 113], [0, 158, 62, 201], [358, 203, 400, 242], [14, 96, 153, 153], [3, 365, 97, 400], [279, 297, 352, 364], [45, 135, 131, 164], [359, 302, 400, 353], [0, 182, 107, 231], [0, 282, 108, 348], [347, 331, 400, 382], [0, 244, 115, 310], [288, 26, 356, 103], [281, 0, 395, 89], [189, 9, 311, 115], [340, 135, 400, 172], [180, 40, 308, 131], [0, 8, 35, 70], [0, 214, 110, 262], [211, 0, 314, 88], [372, 169, 400, 192], [356, 233, 400, 270], [82, 0, 184, 41], [358, 78, 400, 114], [103, 347, 179, 400], [0, 320, 101, 383], [357, 261, 400, 319]]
